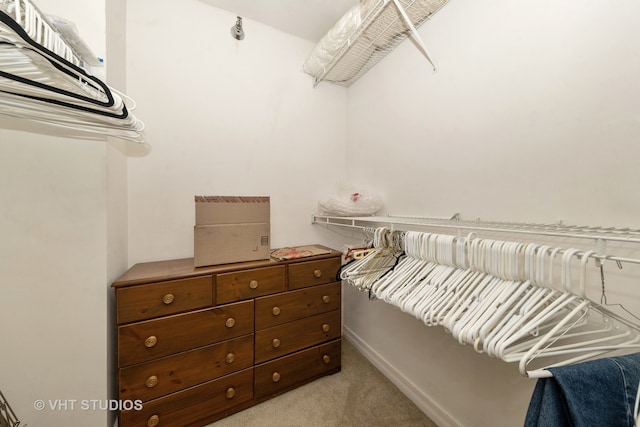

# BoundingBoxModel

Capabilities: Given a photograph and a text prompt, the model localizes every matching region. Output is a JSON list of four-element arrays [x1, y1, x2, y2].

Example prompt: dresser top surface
[[112, 245, 341, 288]]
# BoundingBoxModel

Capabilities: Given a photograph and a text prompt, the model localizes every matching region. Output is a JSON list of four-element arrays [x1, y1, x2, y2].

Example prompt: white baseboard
[[343, 326, 461, 427]]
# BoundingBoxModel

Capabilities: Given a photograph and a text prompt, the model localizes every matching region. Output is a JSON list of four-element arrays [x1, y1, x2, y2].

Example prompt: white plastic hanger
[[519, 250, 640, 377], [378, 232, 454, 309], [343, 228, 404, 292], [419, 268, 479, 326], [458, 241, 540, 347], [492, 249, 591, 363], [0, 1, 145, 142]]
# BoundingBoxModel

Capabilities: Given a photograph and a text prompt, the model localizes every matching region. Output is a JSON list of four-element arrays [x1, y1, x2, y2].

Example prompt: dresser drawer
[[119, 335, 254, 402], [255, 340, 341, 398], [288, 257, 341, 290], [118, 300, 254, 367], [116, 276, 213, 324], [255, 282, 341, 330], [216, 265, 285, 304], [254, 310, 341, 364], [119, 368, 253, 427]]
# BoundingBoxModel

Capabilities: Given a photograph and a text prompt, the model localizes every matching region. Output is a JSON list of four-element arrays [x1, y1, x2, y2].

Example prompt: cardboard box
[[195, 196, 270, 225], [194, 196, 270, 267]]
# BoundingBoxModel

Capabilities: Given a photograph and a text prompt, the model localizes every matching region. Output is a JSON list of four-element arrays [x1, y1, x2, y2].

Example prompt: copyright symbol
[[33, 400, 45, 411]]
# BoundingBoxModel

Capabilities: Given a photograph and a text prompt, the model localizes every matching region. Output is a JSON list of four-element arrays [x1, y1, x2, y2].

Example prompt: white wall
[[4, 1, 638, 426], [334, 0, 640, 426], [346, 0, 640, 227], [0, 134, 109, 427], [105, 2, 129, 427], [104, 3, 131, 425], [0, 1, 115, 426], [125, 0, 348, 265]]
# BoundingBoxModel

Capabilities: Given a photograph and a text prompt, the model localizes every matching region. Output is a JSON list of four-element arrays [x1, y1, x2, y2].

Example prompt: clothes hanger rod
[[312, 215, 640, 245]]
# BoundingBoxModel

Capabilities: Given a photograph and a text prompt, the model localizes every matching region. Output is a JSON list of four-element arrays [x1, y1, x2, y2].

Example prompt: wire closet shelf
[[315, 213, 640, 378], [0, 0, 145, 143], [311, 214, 640, 265], [309, 0, 449, 87]]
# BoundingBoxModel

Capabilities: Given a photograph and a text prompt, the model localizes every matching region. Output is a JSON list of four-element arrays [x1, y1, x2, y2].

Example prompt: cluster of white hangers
[[340, 227, 405, 291], [0, 0, 145, 143], [342, 227, 640, 378]]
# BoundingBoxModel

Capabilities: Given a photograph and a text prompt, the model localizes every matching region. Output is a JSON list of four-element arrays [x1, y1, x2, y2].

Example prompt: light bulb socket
[[231, 16, 244, 40]]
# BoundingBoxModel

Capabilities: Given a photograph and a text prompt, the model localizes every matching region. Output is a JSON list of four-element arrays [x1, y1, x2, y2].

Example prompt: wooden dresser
[[112, 247, 342, 427]]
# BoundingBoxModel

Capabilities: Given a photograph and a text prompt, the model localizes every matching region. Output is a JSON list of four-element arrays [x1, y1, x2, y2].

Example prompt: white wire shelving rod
[[311, 214, 640, 244], [311, 214, 640, 266]]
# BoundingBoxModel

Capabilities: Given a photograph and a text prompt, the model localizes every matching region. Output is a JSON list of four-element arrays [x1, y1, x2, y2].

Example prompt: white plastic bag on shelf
[[318, 185, 383, 216]]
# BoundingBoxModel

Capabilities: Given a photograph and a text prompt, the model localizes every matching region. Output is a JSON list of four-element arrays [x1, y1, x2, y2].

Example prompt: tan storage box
[[194, 196, 270, 267]]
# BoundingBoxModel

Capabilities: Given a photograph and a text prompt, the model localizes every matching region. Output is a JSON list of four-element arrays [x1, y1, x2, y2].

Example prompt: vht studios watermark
[[33, 399, 143, 411]]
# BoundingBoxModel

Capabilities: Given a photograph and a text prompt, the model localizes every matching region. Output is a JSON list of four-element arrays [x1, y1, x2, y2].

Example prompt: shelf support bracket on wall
[[391, 0, 437, 70]]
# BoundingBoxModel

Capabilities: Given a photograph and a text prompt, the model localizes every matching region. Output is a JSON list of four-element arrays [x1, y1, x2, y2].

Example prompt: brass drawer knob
[[272, 338, 281, 348], [226, 387, 236, 399], [249, 280, 259, 289], [162, 293, 175, 305], [322, 323, 330, 333], [272, 306, 281, 316], [272, 371, 281, 383], [145, 375, 158, 388], [313, 269, 322, 278], [322, 354, 331, 364], [226, 353, 235, 364], [225, 317, 236, 328], [322, 295, 330, 304], [147, 415, 159, 427], [144, 336, 157, 348]]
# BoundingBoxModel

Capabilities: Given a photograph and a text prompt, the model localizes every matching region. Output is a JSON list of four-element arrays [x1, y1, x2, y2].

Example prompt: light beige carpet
[[207, 339, 438, 427]]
